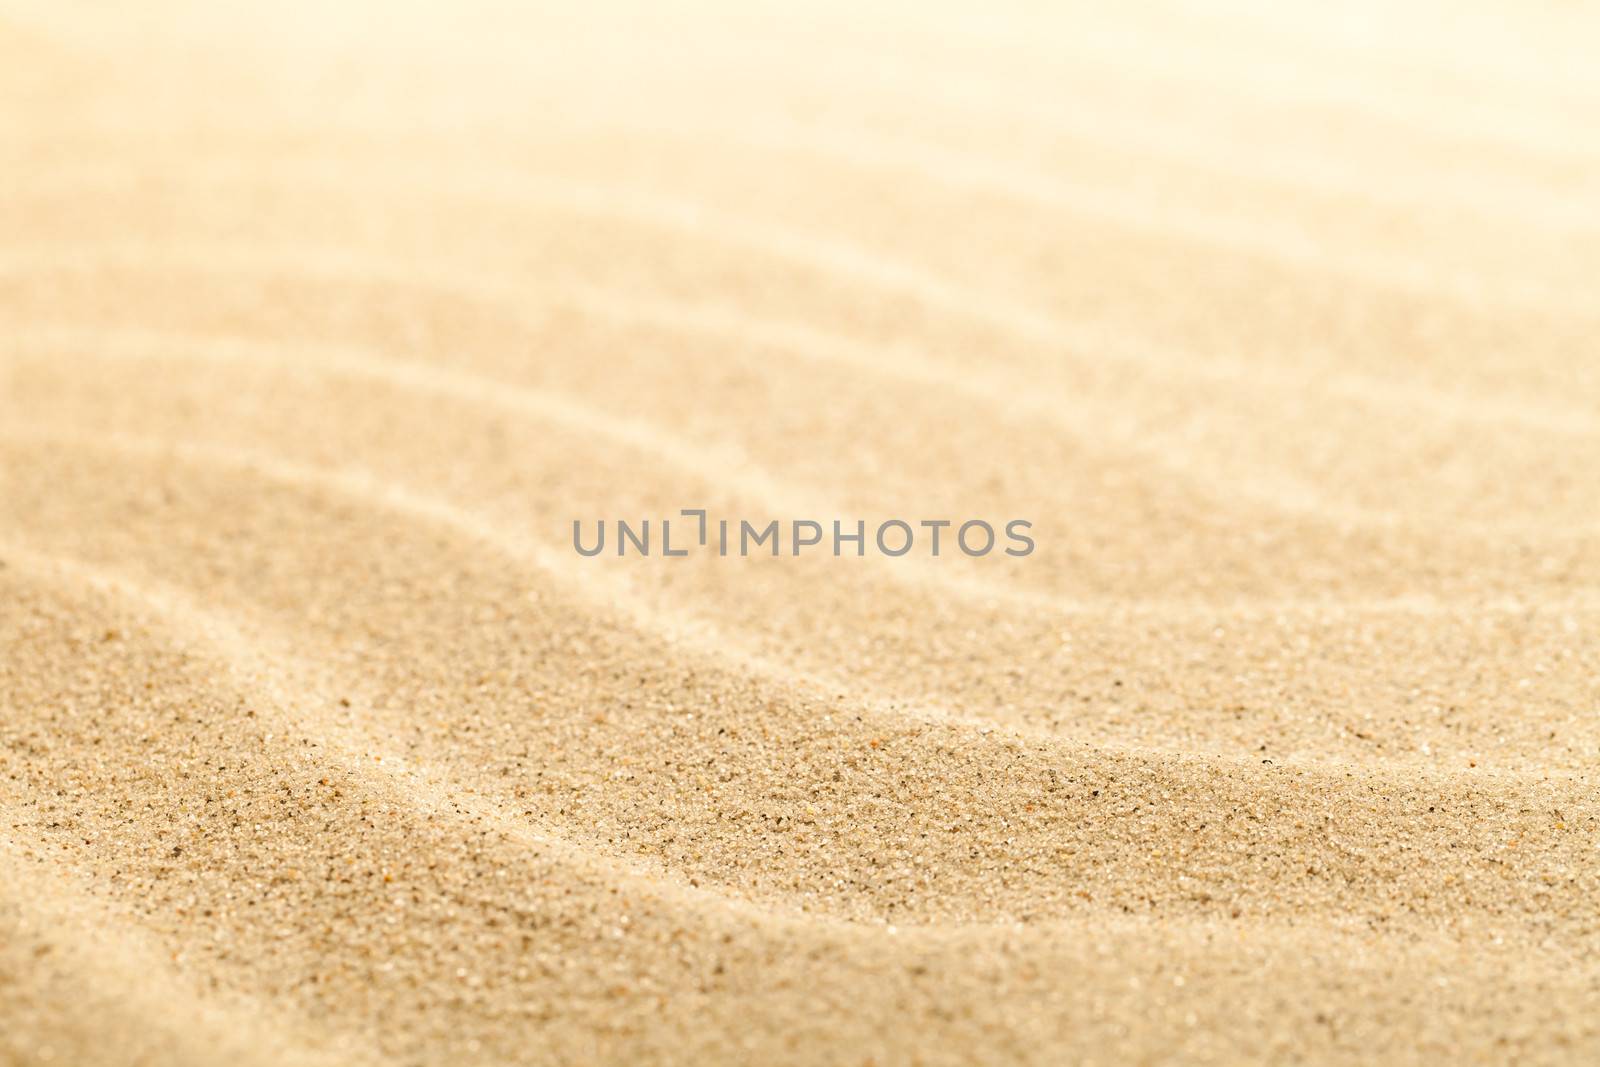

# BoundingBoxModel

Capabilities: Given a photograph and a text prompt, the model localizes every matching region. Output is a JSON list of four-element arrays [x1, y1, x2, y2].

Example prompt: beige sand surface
[[3, 1, 1599, 1063]]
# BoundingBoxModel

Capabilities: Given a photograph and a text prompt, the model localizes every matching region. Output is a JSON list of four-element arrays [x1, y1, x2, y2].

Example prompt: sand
[[2, 1, 1599, 1063]]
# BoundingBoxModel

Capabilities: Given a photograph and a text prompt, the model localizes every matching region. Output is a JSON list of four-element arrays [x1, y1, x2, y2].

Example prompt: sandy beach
[[3, 1, 1599, 1063]]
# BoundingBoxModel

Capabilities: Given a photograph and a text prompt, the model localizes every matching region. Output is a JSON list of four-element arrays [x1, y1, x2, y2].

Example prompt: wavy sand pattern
[[3, 2, 1599, 1064]]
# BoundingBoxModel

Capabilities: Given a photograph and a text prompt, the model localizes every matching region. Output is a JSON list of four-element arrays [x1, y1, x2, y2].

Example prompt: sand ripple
[[3, 1, 1598, 1063]]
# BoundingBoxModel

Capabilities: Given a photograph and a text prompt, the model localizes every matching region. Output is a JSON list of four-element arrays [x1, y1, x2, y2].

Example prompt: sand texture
[[3, 1, 1599, 1064]]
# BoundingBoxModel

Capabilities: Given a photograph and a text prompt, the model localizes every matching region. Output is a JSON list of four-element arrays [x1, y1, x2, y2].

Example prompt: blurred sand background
[[2, 1, 1599, 1063]]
